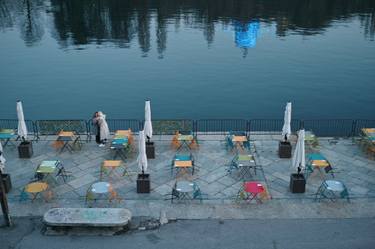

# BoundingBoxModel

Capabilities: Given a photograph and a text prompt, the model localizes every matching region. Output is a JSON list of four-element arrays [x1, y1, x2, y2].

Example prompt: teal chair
[[305, 153, 334, 179], [315, 180, 349, 202]]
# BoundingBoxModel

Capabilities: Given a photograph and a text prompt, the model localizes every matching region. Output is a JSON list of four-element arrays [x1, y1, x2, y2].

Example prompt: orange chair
[[109, 188, 121, 203], [189, 138, 199, 150], [171, 131, 181, 149], [366, 145, 375, 160]]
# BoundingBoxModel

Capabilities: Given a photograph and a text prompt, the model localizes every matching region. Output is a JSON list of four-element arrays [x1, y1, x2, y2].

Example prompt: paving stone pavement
[[2, 134, 375, 219]]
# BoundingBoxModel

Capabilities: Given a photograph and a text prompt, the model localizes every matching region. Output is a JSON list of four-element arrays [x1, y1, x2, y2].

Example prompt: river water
[[0, 0, 374, 119]]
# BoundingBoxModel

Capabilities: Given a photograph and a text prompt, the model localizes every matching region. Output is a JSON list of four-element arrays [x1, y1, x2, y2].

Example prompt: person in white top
[[92, 111, 110, 147]]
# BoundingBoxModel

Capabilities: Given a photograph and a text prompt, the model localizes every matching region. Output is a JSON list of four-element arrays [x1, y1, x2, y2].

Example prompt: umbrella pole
[[0, 169, 12, 227]]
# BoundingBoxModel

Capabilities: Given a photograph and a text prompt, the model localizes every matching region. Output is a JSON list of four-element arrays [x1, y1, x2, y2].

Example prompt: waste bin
[[137, 174, 150, 193], [289, 173, 306, 193]]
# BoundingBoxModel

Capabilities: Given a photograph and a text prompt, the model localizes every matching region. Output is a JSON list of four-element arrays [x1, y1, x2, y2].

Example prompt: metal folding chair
[[315, 180, 350, 202]]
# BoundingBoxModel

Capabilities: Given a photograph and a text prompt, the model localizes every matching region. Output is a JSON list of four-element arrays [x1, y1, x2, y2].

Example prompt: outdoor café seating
[[227, 153, 257, 179], [54, 131, 82, 153], [171, 153, 195, 176], [100, 160, 131, 181], [0, 128, 16, 148], [20, 181, 53, 202], [114, 129, 134, 146], [304, 131, 319, 150], [85, 181, 120, 207], [315, 180, 349, 202], [110, 136, 130, 161], [235, 181, 268, 204], [171, 131, 198, 151], [359, 128, 375, 160], [166, 180, 206, 203], [226, 131, 250, 152], [305, 153, 335, 179], [34, 160, 71, 183]]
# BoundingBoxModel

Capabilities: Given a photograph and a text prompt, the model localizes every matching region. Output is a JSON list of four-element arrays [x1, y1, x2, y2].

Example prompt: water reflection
[[235, 20, 260, 57], [0, 0, 374, 54]]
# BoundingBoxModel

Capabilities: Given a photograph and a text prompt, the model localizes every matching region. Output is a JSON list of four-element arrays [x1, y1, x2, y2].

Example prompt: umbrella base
[[137, 174, 150, 193], [278, 141, 291, 158], [290, 173, 306, 193], [18, 141, 33, 158], [1, 174, 12, 193], [146, 142, 155, 159]]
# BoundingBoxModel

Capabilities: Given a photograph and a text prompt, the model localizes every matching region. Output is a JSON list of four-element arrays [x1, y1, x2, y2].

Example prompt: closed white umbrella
[[16, 101, 28, 141], [137, 130, 148, 174], [292, 129, 305, 172], [282, 102, 292, 141], [0, 142, 6, 173], [144, 100, 153, 141]]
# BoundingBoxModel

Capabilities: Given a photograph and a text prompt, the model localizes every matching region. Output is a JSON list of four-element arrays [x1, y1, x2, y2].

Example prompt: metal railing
[[196, 119, 247, 135], [94, 119, 142, 133], [34, 120, 90, 141], [249, 119, 301, 135], [151, 119, 194, 135], [300, 119, 354, 137], [1, 118, 374, 139], [0, 119, 36, 137]]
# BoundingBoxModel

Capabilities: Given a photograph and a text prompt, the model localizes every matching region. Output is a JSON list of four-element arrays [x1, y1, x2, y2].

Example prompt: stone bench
[[43, 208, 132, 235]]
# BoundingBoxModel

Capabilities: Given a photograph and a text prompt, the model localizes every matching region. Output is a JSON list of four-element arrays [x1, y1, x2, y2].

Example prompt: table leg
[[59, 141, 70, 153]]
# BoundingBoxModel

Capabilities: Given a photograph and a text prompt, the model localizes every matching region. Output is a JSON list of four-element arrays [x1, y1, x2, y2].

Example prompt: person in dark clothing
[[92, 112, 101, 144]]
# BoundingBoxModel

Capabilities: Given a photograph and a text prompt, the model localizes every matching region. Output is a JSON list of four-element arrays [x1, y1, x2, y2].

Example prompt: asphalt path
[[1, 217, 374, 249]]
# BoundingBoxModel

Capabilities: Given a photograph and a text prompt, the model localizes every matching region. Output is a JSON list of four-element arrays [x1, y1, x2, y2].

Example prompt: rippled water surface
[[0, 0, 374, 119]]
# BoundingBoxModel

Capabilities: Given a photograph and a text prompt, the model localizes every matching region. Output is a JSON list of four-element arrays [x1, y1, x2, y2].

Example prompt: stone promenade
[[2, 134, 375, 219]]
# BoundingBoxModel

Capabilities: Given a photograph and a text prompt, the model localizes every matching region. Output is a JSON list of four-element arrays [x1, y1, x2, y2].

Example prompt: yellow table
[[24, 182, 50, 202], [232, 135, 248, 150], [362, 128, 375, 134], [232, 136, 247, 142], [174, 160, 194, 176], [311, 160, 330, 167], [114, 129, 134, 145]]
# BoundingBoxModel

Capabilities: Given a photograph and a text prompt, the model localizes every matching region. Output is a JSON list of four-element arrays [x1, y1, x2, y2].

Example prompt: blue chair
[[192, 183, 207, 202], [226, 136, 235, 151], [305, 153, 335, 179], [315, 180, 349, 202]]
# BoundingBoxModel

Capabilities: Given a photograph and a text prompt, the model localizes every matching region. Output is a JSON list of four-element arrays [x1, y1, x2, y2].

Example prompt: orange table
[[173, 159, 194, 176], [57, 131, 81, 153], [232, 135, 248, 150], [24, 182, 50, 202], [100, 160, 130, 180]]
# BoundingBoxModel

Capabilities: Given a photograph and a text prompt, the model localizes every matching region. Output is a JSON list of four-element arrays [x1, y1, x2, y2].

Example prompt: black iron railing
[[1, 118, 374, 139], [196, 119, 247, 135], [0, 119, 36, 136], [34, 120, 90, 141]]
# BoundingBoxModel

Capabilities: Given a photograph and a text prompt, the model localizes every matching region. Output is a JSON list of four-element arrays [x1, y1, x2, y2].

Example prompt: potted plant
[[17, 101, 33, 158]]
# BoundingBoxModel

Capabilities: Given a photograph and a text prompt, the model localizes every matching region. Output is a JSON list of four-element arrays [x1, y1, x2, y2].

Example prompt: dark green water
[[0, 0, 374, 119]]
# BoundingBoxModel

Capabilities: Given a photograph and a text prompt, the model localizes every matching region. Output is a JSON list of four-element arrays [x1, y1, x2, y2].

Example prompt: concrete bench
[[43, 208, 132, 235]]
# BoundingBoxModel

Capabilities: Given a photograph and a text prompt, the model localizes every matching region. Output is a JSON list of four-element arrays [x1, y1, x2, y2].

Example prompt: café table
[[0, 129, 16, 148], [110, 137, 129, 160], [57, 131, 81, 153], [23, 182, 50, 202], [172, 154, 194, 176]]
